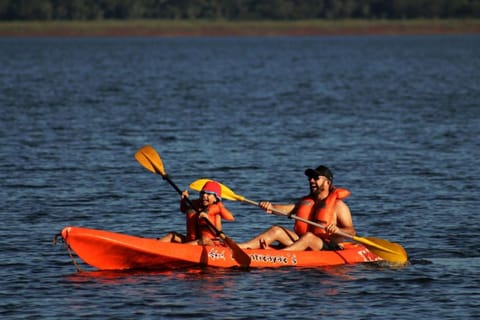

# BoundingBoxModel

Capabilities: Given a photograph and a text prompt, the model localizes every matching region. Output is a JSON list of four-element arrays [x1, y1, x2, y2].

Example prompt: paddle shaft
[[189, 181, 341, 237], [189, 178, 408, 263], [241, 198, 354, 240], [243, 197, 406, 256]]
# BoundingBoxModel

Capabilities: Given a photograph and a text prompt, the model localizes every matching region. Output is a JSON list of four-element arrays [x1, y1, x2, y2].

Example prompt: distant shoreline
[[1, 19, 479, 37]]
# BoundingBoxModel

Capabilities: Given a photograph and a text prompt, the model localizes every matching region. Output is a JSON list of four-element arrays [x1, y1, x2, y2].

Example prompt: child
[[159, 180, 235, 245]]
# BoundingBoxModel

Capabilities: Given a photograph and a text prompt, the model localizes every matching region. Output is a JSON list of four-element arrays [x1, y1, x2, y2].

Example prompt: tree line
[[1, 0, 479, 21]]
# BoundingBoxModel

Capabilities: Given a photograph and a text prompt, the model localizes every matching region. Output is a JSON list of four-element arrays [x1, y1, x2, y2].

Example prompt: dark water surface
[[1, 35, 479, 319]]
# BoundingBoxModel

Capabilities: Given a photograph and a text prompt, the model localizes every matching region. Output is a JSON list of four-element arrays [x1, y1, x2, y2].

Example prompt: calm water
[[1, 35, 479, 319]]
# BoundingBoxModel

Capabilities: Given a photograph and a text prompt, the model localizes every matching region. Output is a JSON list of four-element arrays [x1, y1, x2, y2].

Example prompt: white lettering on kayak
[[208, 248, 226, 260], [357, 249, 383, 262], [249, 253, 296, 265]]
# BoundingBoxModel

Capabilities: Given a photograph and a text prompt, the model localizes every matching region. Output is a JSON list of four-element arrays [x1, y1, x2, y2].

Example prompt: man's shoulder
[[335, 199, 351, 214]]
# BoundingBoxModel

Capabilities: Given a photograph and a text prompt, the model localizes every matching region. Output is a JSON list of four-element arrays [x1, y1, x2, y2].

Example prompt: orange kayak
[[59, 226, 383, 270]]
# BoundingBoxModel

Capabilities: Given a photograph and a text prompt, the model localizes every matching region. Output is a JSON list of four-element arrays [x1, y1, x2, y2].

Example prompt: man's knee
[[303, 232, 324, 250], [303, 232, 317, 240], [271, 224, 288, 235]]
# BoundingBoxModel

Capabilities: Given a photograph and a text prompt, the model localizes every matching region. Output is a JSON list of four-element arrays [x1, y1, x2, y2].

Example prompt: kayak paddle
[[135, 146, 251, 268], [190, 178, 408, 265]]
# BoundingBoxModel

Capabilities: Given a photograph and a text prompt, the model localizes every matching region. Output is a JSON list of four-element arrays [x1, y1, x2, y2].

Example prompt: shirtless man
[[240, 165, 355, 251]]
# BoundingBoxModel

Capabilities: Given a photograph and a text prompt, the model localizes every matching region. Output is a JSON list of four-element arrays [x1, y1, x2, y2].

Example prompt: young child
[[158, 180, 235, 245]]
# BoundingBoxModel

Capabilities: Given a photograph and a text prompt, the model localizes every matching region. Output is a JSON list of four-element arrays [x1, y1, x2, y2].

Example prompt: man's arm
[[335, 200, 356, 236]]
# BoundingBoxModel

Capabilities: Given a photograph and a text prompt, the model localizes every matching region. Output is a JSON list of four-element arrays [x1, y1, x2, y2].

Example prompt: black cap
[[305, 165, 333, 182]]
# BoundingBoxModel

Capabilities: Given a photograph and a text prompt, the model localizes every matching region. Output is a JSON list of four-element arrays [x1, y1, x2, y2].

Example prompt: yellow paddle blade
[[188, 178, 208, 192], [135, 145, 166, 176], [353, 236, 408, 265], [189, 179, 245, 201]]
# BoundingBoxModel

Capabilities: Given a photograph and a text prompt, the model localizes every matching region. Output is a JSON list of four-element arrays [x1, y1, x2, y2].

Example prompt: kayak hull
[[60, 226, 383, 270]]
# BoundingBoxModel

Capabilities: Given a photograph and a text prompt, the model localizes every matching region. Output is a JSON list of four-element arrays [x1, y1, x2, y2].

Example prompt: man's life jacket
[[294, 188, 350, 239]]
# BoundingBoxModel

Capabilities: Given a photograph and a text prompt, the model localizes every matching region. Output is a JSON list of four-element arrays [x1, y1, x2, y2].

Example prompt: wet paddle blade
[[222, 235, 251, 268], [353, 236, 408, 265], [135, 145, 166, 176]]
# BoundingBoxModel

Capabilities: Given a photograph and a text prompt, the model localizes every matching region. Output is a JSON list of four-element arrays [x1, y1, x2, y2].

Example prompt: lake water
[[1, 35, 479, 319]]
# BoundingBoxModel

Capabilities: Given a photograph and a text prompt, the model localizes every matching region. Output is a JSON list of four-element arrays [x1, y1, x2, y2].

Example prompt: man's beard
[[310, 182, 325, 195]]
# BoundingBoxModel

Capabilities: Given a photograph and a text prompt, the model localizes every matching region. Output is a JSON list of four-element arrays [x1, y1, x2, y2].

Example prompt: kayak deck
[[59, 226, 383, 270]]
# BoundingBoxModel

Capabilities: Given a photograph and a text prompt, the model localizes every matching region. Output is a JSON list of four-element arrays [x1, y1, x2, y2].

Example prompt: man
[[239, 165, 355, 251]]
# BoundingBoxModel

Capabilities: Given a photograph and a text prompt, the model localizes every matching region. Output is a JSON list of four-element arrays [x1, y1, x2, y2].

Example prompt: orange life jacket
[[182, 199, 234, 242], [294, 187, 350, 238]]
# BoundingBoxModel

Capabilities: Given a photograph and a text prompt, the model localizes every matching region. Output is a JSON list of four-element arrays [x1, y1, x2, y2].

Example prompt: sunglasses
[[307, 175, 329, 181]]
